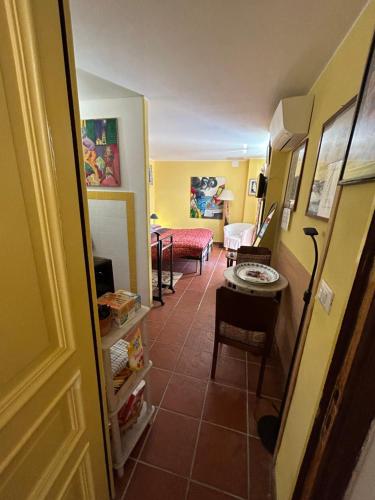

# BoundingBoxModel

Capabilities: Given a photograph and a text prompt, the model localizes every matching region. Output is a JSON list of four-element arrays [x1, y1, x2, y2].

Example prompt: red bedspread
[[151, 228, 213, 259]]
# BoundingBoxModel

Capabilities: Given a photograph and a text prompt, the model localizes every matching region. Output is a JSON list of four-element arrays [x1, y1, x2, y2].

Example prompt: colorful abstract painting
[[81, 118, 121, 187], [190, 177, 225, 219]]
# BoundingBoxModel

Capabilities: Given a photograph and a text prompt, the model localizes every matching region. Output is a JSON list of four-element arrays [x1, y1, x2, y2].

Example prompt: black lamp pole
[[257, 227, 319, 453]]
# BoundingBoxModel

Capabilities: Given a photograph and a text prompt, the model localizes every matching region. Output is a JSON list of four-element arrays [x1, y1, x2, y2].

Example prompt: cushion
[[219, 321, 266, 349]]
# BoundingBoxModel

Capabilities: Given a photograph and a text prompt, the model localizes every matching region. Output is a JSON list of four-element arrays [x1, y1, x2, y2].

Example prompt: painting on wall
[[284, 140, 308, 211], [341, 34, 375, 184], [148, 165, 154, 185], [81, 118, 121, 187], [190, 177, 225, 219], [248, 179, 257, 196], [306, 99, 356, 220]]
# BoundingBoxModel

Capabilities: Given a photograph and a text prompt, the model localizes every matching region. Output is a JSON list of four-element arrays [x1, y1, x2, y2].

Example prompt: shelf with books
[[101, 301, 152, 480], [112, 401, 155, 471], [107, 360, 153, 416], [101, 305, 150, 350]]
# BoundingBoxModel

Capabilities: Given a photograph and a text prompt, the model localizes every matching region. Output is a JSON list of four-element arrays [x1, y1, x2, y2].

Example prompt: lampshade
[[218, 189, 234, 201], [150, 213, 159, 220]]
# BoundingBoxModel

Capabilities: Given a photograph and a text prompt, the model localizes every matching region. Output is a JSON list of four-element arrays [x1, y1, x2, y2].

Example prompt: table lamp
[[218, 189, 234, 225], [150, 213, 160, 231]]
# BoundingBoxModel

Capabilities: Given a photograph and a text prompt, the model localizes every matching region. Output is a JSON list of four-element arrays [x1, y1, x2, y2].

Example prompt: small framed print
[[340, 33, 375, 185], [281, 207, 291, 231], [306, 98, 356, 220], [284, 140, 307, 211], [248, 178, 257, 196], [148, 165, 154, 185], [266, 142, 272, 166]]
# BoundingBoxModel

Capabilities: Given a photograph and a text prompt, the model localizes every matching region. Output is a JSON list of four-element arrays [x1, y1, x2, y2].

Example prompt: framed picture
[[148, 165, 154, 185], [284, 140, 308, 211], [341, 34, 375, 184], [81, 118, 121, 187], [253, 202, 277, 247], [306, 99, 356, 219], [190, 176, 225, 219], [248, 178, 257, 196], [281, 207, 291, 231], [266, 142, 272, 166]]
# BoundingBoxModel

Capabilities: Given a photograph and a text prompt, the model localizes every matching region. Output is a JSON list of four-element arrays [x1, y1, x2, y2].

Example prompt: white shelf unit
[[101, 305, 155, 478]]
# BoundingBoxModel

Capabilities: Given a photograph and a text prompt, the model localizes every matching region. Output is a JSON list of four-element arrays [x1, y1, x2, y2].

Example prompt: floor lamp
[[257, 227, 319, 453], [218, 189, 234, 225]]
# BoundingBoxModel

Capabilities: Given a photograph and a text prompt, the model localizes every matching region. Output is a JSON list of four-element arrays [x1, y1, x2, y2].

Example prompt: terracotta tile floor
[[117, 246, 284, 500]]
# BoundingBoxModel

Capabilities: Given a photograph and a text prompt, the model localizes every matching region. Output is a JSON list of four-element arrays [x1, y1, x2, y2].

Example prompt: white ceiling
[[70, 0, 368, 161]]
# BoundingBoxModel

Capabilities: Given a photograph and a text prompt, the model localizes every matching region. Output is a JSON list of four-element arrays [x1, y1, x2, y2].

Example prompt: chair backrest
[[224, 223, 252, 236], [215, 286, 278, 334], [236, 246, 272, 265]]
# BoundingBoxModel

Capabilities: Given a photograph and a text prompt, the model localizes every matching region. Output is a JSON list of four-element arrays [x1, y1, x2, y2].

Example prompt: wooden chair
[[236, 246, 272, 265], [211, 286, 279, 397]]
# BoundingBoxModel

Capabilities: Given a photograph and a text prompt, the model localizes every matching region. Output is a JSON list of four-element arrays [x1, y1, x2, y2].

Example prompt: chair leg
[[210, 340, 219, 379], [256, 353, 268, 397]]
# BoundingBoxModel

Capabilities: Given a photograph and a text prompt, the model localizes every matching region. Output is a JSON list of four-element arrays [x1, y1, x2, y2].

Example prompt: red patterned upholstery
[[152, 228, 213, 261], [167, 228, 213, 257]]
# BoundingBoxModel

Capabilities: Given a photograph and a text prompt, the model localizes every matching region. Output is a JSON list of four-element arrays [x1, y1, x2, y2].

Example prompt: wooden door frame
[[292, 211, 375, 499], [57, 0, 113, 493]]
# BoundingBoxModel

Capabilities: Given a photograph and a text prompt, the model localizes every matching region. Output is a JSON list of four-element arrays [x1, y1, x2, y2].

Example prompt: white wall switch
[[317, 279, 334, 314]]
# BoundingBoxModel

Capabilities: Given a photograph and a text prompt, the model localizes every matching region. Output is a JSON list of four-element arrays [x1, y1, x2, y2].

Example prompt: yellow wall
[[275, 2, 375, 499], [152, 160, 249, 242], [242, 158, 264, 224], [262, 150, 289, 252]]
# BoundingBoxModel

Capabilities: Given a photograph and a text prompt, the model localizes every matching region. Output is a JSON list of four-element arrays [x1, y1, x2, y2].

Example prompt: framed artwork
[[253, 202, 277, 247], [341, 34, 375, 184], [190, 176, 225, 219], [81, 118, 121, 187], [148, 165, 154, 185], [281, 207, 291, 231], [248, 178, 257, 196], [284, 140, 308, 211], [306, 99, 356, 219]]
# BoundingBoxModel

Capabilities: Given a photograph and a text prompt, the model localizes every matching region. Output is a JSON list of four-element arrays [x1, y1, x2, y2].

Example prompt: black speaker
[[93, 257, 115, 297]]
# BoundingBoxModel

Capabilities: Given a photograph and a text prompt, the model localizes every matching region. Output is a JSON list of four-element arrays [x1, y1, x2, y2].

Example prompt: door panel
[[0, 1, 108, 498]]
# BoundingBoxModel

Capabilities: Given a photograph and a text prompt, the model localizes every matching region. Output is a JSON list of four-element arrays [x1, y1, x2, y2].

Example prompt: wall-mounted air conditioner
[[270, 95, 314, 151]]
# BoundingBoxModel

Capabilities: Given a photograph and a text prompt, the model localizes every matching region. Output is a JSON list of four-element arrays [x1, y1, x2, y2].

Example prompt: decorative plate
[[234, 262, 279, 284]]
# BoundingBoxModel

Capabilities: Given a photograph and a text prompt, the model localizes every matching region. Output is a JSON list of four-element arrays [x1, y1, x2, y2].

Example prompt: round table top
[[224, 265, 288, 294]]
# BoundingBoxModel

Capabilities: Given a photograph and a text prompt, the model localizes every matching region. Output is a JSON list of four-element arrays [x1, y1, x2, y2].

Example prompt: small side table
[[223, 266, 288, 298], [226, 250, 237, 267]]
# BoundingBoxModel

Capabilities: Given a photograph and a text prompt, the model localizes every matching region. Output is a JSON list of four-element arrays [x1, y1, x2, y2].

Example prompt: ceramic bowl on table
[[234, 262, 279, 285]]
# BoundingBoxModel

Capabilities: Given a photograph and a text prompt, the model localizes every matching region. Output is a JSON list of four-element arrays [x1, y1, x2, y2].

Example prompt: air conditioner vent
[[270, 96, 314, 151]]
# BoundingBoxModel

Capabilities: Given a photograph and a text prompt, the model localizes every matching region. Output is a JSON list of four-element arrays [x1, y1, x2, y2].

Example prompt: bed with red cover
[[151, 228, 213, 274]]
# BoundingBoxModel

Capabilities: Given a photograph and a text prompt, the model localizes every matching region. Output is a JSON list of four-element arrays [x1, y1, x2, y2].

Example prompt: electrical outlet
[[317, 279, 334, 314]]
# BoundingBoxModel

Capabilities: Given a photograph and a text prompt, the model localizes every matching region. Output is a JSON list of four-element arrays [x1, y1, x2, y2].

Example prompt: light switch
[[317, 279, 334, 314]]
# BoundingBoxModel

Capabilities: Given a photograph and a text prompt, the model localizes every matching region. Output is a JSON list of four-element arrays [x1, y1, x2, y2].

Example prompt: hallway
[[117, 246, 284, 500]]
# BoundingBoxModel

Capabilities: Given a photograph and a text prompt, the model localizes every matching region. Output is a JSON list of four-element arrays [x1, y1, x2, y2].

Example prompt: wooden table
[[225, 251, 237, 267]]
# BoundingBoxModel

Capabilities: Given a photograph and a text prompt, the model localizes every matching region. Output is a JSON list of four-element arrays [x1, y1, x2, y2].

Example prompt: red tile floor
[[116, 246, 284, 500]]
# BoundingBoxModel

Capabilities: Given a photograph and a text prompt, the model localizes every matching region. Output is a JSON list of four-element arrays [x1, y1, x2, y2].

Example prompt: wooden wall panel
[[273, 241, 310, 375]]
